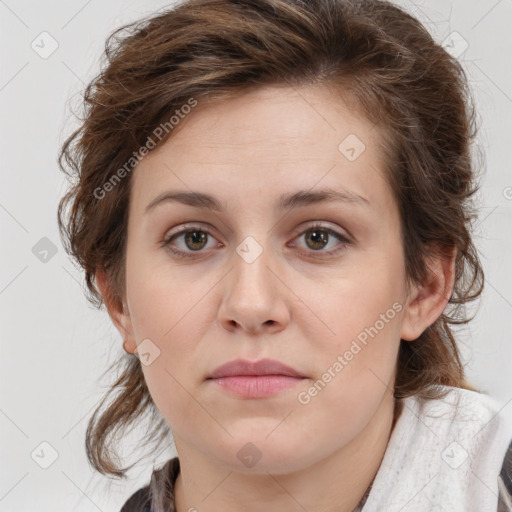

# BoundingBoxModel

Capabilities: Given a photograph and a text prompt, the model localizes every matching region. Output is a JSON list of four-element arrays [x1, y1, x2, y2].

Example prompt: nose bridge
[[219, 233, 288, 333], [231, 234, 274, 300]]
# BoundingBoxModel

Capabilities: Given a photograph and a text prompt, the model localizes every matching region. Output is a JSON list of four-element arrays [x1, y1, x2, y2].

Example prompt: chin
[[208, 435, 313, 475]]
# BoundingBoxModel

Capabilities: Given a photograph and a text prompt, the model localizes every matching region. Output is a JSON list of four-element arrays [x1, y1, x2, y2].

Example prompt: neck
[[174, 391, 399, 512]]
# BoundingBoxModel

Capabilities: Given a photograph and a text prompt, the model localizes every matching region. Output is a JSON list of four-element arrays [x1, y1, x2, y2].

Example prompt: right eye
[[162, 225, 221, 259]]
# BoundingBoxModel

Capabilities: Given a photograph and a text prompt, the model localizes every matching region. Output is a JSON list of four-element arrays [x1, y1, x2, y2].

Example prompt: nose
[[217, 239, 290, 335]]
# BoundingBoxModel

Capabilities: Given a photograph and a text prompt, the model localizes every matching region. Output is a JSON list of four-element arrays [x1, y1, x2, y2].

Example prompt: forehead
[[131, 84, 392, 214], [163, 84, 381, 154]]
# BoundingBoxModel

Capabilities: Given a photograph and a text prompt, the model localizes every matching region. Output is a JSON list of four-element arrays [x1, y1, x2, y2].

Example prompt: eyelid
[[163, 221, 349, 244], [164, 222, 216, 239], [291, 220, 350, 240], [161, 224, 220, 260], [288, 221, 352, 254], [162, 221, 352, 259], [162, 222, 220, 249]]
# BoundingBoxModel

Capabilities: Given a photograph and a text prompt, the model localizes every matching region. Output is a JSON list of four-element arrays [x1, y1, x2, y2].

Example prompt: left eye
[[162, 223, 351, 259], [293, 225, 351, 254]]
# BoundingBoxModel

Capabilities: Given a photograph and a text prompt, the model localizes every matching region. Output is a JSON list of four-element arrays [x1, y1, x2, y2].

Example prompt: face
[[106, 84, 434, 474]]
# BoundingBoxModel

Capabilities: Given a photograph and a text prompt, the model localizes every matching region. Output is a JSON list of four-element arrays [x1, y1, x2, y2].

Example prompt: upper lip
[[207, 358, 305, 379]]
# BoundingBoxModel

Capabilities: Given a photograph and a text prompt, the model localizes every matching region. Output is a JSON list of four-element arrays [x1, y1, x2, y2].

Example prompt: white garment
[[360, 386, 512, 512]]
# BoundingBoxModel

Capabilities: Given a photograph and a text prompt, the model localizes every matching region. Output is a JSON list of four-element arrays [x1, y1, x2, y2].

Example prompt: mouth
[[206, 358, 306, 399]]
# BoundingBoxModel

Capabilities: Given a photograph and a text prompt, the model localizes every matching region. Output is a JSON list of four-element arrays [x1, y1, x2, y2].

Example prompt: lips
[[206, 358, 306, 399], [207, 358, 304, 379]]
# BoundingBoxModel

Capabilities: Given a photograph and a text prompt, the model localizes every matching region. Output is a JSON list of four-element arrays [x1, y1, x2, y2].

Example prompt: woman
[[57, 0, 512, 510]]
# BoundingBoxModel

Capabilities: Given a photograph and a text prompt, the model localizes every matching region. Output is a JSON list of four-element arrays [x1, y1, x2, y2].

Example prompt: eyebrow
[[144, 187, 371, 214]]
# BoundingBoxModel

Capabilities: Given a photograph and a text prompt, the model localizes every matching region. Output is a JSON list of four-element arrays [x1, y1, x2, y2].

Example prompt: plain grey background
[[1, 0, 511, 510]]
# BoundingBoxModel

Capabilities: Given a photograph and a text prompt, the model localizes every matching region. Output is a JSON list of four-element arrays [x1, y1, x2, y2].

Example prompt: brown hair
[[57, 0, 484, 487]]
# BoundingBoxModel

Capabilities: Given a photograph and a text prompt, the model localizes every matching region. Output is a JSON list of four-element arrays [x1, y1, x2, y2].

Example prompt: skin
[[97, 84, 455, 512]]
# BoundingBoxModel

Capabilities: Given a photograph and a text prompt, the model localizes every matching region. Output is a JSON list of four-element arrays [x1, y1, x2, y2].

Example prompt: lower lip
[[208, 375, 305, 398]]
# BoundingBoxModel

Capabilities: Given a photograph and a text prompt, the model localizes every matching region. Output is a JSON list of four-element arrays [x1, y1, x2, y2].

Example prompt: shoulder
[[119, 456, 181, 512], [405, 386, 512, 456], [498, 438, 512, 511], [399, 387, 512, 506], [119, 484, 151, 512], [408, 385, 511, 433]]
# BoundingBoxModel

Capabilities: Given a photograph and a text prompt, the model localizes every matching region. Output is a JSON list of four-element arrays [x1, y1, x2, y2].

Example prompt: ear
[[95, 268, 137, 354], [400, 245, 456, 342]]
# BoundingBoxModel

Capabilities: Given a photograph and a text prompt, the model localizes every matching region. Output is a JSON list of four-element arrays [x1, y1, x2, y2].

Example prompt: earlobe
[[95, 268, 137, 354], [400, 246, 456, 342]]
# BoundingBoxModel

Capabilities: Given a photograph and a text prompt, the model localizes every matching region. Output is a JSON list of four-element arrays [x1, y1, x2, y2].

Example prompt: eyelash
[[161, 222, 352, 260]]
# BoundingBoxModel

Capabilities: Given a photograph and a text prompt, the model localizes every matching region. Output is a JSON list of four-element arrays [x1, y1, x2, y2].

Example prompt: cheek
[[139, 360, 203, 441], [303, 269, 403, 401], [308, 310, 401, 419], [124, 253, 212, 413], [309, 273, 403, 345], [125, 244, 203, 337]]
